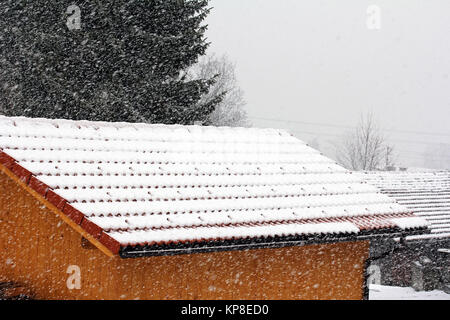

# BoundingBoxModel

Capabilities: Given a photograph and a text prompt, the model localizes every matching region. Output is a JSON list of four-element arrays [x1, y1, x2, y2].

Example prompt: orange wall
[[0, 169, 369, 300]]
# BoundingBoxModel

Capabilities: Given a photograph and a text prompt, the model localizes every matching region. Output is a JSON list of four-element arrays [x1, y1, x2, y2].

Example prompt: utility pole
[[385, 146, 394, 169]]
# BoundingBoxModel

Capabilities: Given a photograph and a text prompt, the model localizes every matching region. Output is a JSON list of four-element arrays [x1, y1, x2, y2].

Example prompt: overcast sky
[[205, 0, 450, 169]]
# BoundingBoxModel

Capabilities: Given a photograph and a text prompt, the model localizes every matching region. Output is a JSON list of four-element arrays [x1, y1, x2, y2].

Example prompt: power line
[[388, 138, 450, 147], [252, 116, 354, 129], [250, 116, 450, 138], [289, 128, 448, 147], [288, 129, 342, 138], [254, 118, 450, 162], [398, 154, 449, 161], [252, 117, 449, 147], [286, 131, 449, 160], [396, 149, 450, 158]]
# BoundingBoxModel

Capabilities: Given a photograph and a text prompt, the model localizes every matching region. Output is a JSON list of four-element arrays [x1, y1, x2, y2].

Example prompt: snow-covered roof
[[0, 116, 428, 257], [361, 171, 450, 242]]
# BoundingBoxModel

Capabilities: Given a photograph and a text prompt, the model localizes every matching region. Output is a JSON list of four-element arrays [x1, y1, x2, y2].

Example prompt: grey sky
[[205, 0, 450, 169]]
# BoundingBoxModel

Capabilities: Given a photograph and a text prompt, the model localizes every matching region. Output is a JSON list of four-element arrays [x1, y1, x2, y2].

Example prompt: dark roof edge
[[403, 236, 450, 245], [119, 227, 429, 259]]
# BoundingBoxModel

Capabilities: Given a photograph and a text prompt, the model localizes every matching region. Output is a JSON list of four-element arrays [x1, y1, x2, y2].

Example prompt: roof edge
[[0, 114, 271, 133], [0, 149, 120, 257], [119, 227, 428, 259]]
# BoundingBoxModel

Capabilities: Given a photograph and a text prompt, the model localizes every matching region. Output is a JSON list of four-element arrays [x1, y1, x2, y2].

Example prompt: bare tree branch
[[187, 54, 249, 127], [336, 113, 394, 171]]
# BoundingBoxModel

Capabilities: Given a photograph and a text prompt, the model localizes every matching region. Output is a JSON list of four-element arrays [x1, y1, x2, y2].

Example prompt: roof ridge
[[0, 114, 286, 134]]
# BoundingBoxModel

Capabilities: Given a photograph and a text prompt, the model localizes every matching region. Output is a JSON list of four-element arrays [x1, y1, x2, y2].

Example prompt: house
[[0, 115, 428, 300], [361, 170, 450, 291]]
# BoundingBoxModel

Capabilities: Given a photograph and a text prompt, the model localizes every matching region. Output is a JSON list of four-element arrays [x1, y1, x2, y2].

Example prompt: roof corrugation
[[0, 116, 429, 256], [361, 171, 450, 242]]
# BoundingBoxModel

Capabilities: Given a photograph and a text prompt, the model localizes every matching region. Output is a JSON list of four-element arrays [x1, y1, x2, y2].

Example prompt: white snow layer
[[361, 171, 450, 240], [390, 217, 431, 230], [369, 285, 450, 300], [0, 116, 429, 245]]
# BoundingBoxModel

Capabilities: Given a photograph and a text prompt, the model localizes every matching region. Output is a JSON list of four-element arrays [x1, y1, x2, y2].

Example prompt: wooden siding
[[0, 168, 369, 300]]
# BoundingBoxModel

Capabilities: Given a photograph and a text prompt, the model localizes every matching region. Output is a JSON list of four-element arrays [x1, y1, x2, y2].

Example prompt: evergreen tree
[[0, 0, 221, 124]]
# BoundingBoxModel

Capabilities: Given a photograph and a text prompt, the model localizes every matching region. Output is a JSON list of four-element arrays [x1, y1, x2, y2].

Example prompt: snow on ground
[[369, 284, 450, 300]]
